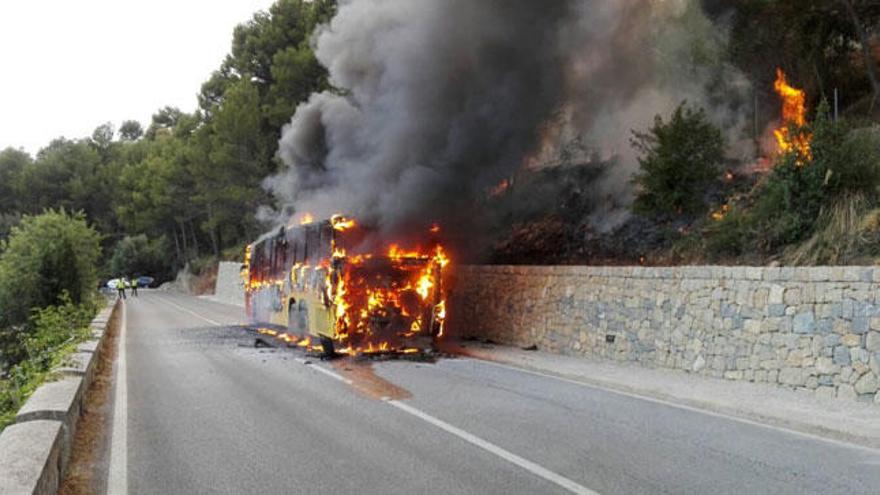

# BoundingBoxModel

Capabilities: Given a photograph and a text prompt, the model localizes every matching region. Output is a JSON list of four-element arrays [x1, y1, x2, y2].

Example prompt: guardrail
[[0, 298, 118, 495]]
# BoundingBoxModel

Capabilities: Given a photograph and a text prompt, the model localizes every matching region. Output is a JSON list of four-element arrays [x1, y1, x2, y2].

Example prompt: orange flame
[[773, 69, 812, 164], [331, 214, 356, 231], [299, 213, 315, 225], [249, 216, 449, 357], [710, 203, 730, 222], [329, 240, 450, 355]]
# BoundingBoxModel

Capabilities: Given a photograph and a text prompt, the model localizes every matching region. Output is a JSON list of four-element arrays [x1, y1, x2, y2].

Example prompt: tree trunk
[[205, 204, 219, 257], [842, 0, 880, 106], [171, 228, 182, 266], [189, 219, 201, 255], [179, 222, 189, 257]]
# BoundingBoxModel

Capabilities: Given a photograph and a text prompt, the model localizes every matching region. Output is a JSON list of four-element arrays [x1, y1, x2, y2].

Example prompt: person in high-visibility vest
[[129, 275, 139, 297], [117, 276, 127, 300]]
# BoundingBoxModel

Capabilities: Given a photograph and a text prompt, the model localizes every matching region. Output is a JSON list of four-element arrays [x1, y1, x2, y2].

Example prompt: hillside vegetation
[[0, 0, 878, 277]]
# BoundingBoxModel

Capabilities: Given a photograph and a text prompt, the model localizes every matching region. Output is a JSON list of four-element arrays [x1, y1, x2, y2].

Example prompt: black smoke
[[266, 0, 749, 258]]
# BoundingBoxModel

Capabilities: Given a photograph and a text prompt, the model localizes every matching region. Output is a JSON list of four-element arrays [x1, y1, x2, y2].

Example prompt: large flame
[[773, 69, 812, 164], [328, 238, 449, 355]]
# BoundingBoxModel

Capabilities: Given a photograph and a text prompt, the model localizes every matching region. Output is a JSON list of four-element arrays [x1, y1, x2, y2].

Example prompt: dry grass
[[784, 194, 880, 266], [58, 307, 120, 495]]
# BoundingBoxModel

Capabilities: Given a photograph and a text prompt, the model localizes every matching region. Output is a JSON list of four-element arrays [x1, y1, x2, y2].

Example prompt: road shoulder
[[445, 341, 880, 450]]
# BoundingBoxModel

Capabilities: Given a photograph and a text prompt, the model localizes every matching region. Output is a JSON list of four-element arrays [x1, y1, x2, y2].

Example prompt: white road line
[[108, 302, 128, 494], [468, 358, 880, 455], [154, 294, 223, 326], [388, 400, 599, 495]]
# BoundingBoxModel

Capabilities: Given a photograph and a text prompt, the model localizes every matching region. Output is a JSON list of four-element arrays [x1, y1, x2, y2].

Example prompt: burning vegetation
[[244, 216, 449, 356], [773, 68, 813, 164]]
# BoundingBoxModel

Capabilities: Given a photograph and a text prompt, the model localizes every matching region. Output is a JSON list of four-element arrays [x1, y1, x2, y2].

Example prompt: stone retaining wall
[[0, 299, 117, 494], [450, 265, 880, 405]]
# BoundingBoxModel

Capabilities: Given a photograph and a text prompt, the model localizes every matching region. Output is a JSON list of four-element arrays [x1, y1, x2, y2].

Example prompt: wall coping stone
[[15, 376, 84, 471], [56, 352, 97, 384], [0, 420, 63, 495], [457, 265, 880, 283], [76, 340, 99, 354]]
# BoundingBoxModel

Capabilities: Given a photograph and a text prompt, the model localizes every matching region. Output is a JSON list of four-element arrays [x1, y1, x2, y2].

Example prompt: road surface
[[107, 291, 880, 494]]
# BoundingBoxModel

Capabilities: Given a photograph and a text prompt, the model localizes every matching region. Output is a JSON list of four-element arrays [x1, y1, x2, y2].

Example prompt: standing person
[[117, 276, 127, 300], [130, 275, 139, 297]]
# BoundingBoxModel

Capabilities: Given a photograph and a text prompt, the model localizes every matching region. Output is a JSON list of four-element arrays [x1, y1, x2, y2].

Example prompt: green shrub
[[631, 102, 725, 216], [0, 210, 101, 329], [748, 101, 880, 253], [0, 295, 97, 429], [702, 205, 751, 259], [109, 234, 169, 280]]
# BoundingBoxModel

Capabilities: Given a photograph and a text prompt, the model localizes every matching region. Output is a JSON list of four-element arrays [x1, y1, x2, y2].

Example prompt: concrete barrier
[[0, 298, 118, 494], [213, 261, 245, 307], [15, 376, 84, 474], [0, 421, 64, 495], [75, 340, 99, 354]]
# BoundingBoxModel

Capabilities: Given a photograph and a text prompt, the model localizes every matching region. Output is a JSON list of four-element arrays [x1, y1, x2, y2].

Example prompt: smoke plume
[[266, 0, 749, 250]]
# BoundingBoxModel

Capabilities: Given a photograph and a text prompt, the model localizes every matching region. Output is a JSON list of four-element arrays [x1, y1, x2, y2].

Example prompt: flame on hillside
[[773, 69, 812, 164]]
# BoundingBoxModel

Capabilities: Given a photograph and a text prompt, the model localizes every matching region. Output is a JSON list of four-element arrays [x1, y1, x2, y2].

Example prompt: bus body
[[243, 218, 447, 354]]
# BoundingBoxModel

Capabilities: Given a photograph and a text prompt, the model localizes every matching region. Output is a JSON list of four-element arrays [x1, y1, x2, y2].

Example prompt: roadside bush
[[631, 102, 725, 217], [748, 101, 880, 253], [109, 234, 169, 280], [701, 206, 751, 260], [0, 295, 95, 428], [0, 210, 101, 330]]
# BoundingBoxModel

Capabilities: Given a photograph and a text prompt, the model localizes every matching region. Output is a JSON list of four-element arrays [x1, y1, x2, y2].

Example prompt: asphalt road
[[111, 290, 880, 495]]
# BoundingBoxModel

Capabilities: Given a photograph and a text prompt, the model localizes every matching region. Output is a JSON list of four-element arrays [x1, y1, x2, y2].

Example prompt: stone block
[[854, 372, 879, 395], [0, 420, 63, 495], [15, 375, 84, 474], [767, 304, 785, 317], [867, 331, 880, 352], [837, 384, 857, 400], [76, 340, 99, 354], [851, 316, 869, 335], [833, 346, 851, 366], [724, 370, 743, 380], [841, 333, 862, 347], [815, 357, 838, 375], [815, 386, 836, 400], [792, 312, 815, 334], [743, 319, 761, 334], [850, 347, 869, 365], [779, 367, 806, 386], [768, 285, 785, 305], [824, 334, 841, 348], [55, 352, 96, 384], [783, 288, 801, 305]]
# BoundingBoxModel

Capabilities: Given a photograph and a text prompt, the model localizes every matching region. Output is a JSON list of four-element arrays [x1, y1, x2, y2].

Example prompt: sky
[[0, 0, 276, 155]]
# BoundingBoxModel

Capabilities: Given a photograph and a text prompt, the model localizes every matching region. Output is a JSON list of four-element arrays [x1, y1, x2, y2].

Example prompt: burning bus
[[243, 215, 449, 356]]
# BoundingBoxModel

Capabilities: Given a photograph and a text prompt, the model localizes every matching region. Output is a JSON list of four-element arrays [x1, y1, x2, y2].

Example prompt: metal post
[[834, 88, 839, 121], [754, 90, 759, 158]]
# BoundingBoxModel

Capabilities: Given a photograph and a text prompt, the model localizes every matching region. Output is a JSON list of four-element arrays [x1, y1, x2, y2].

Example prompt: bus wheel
[[320, 336, 335, 358]]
